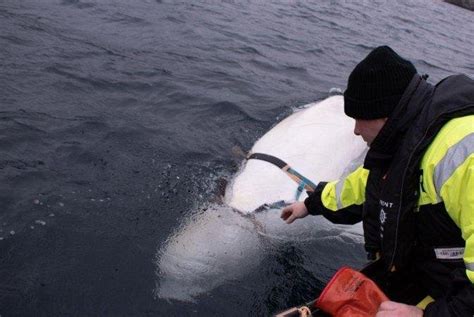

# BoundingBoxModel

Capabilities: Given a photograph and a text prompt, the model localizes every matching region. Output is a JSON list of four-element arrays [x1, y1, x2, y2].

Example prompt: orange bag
[[315, 266, 388, 317]]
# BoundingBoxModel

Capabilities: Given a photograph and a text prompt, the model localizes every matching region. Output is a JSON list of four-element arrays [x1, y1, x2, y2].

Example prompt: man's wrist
[[304, 182, 327, 215]]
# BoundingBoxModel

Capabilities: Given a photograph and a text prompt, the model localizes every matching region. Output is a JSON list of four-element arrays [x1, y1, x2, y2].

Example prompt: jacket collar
[[364, 74, 434, 169]]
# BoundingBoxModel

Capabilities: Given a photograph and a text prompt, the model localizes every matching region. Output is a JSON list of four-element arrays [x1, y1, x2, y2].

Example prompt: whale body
[[225, 95, 367, 212], [155, 96, 367, 302]]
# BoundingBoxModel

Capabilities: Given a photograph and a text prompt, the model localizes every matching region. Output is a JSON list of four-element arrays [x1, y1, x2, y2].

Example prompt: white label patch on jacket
[[379, 208, 386, 224], [434, 247, 464, 260]]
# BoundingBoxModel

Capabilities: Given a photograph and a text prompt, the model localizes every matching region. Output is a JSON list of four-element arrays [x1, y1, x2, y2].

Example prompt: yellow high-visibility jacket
[[305, 74, 474, 316]]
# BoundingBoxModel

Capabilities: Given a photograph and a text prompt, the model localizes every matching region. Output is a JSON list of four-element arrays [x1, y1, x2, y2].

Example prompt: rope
[[297, 306, 312, 317], [295, 179, 306, 200]]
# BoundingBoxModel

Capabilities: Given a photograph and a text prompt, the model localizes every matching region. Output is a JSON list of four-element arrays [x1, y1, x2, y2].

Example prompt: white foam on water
[[155, 204, 263, 302], [155, 203, 365, 302]]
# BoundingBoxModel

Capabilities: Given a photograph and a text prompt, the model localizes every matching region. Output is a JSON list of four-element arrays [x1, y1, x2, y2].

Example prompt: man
[[281, 46, 474, 316]]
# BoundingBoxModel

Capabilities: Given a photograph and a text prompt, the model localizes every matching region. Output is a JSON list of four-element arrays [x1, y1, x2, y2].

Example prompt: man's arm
[[304, 164, 369, 224], [424, 141, 474, 316]]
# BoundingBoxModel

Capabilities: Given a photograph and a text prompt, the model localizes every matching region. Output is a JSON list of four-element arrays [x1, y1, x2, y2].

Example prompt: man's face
[[353, 118, 388, 146]]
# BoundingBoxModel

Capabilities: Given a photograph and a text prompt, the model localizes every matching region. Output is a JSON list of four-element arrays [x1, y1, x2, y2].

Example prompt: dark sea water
[[1, 0, 473, 316]]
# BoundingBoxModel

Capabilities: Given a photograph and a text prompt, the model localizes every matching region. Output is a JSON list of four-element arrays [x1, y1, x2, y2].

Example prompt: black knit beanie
[[344, 46, 417, 119]]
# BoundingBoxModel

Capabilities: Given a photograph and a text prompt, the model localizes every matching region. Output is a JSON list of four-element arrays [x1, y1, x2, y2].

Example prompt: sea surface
[[1, 0, 473, 316]]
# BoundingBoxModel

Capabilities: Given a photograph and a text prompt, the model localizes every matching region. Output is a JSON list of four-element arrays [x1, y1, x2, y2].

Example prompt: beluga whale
[[155, 95, 368, 302]]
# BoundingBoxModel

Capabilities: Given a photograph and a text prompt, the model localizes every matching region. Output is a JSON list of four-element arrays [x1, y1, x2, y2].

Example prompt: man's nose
[[354, 122, 360, 136]]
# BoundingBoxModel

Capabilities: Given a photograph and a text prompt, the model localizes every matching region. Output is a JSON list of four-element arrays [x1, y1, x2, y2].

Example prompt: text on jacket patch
[[379, 200, 393, 208]]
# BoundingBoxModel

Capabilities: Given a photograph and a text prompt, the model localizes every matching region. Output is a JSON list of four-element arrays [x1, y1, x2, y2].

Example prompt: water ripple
[[1, 0, 473, 315]]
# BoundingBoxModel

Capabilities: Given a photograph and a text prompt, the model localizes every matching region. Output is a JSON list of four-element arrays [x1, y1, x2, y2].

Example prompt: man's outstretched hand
[[280, 202, 309, 224]]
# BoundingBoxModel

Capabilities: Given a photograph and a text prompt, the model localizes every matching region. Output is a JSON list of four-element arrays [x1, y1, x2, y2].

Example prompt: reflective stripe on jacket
[[310, 115, 474, 283]]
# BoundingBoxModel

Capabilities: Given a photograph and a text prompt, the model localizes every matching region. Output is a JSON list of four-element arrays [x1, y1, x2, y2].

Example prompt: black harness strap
[[247, 152, 317, 192], [247, 153, 287, 169]]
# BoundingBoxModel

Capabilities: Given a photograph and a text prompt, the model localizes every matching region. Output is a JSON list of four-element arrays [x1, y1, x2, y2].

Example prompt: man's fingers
[[286, 214, 296, 224], [376, 301, 423, 317], [282, 202, 307, 224], [378, 301, 398, 311], [280, 207, 292, 220]]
